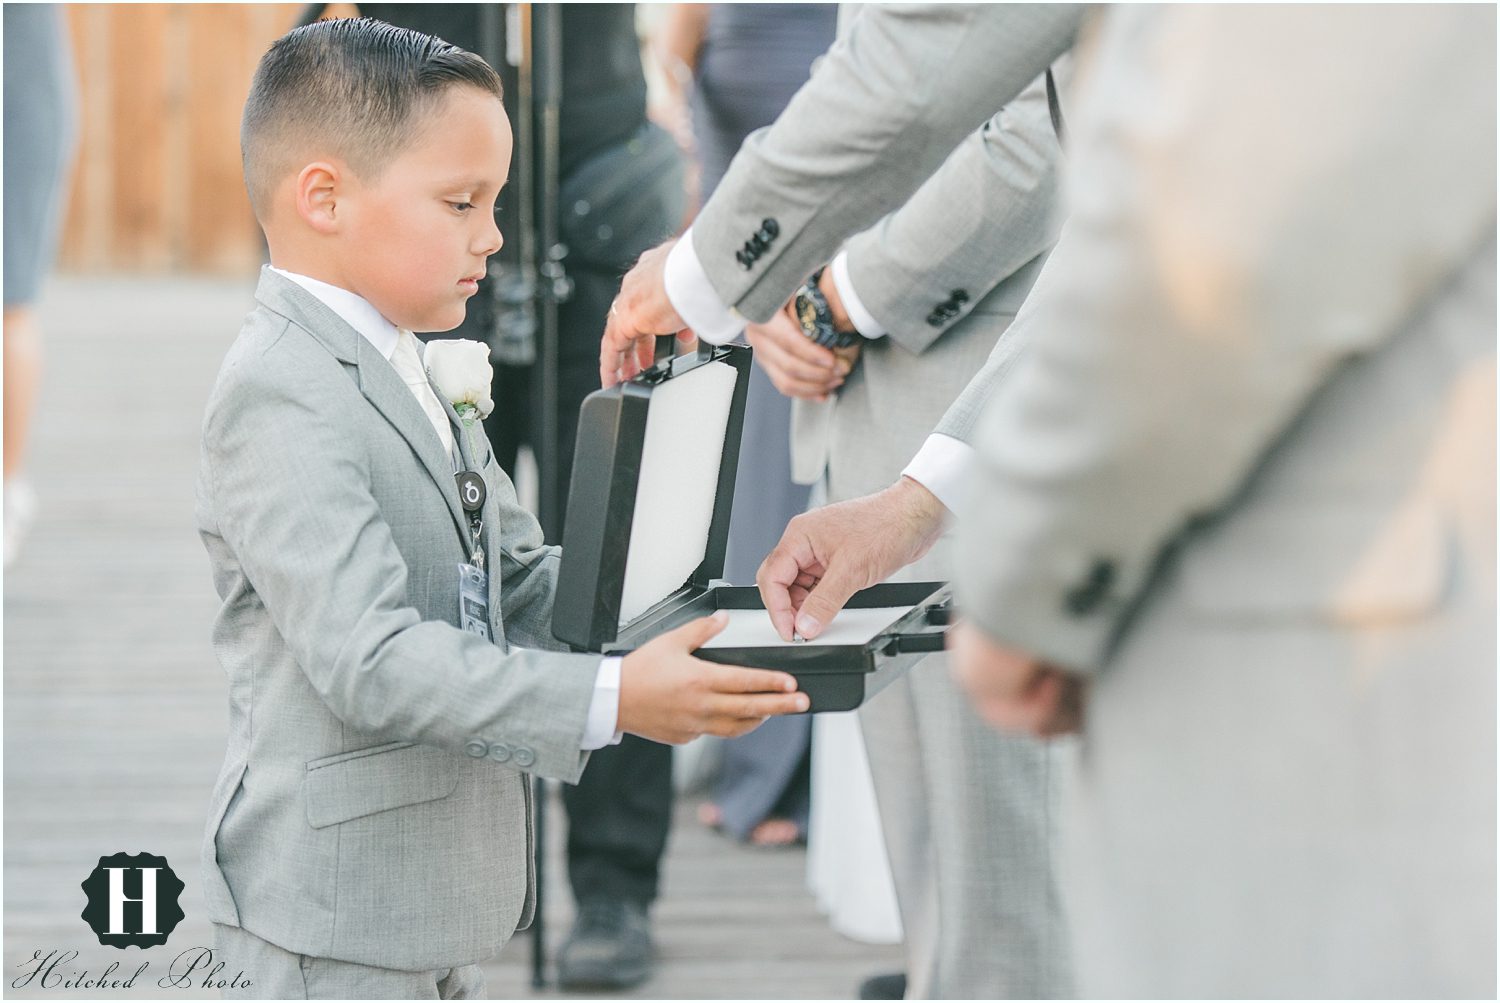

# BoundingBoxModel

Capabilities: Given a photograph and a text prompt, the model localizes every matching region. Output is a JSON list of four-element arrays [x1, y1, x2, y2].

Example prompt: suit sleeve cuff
[[901, 433, 975, 517], [581, 657, 624, 750], [830, 251, 887, 339], [665, 227, 747, 346]]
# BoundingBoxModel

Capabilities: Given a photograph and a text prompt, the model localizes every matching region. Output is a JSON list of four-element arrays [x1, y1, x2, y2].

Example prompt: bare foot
[[696, 801, 724, 830], [749, 818, 802, 847]]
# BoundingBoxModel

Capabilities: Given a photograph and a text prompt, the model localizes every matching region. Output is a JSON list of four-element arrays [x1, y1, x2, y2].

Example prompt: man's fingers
[[787, 584, 811, 613], [749, 331, 828, 398], [793, 560, 864, 640], [762, 305, 836, 368], [600, 314, 633, 387], [759, 333, 842, 389], [757, 537, 815, 641], [1034, 673, 1085, 737], [972, 669, 1083, 738], [633, 333, 657, 375], [769, 314, 839, 371]]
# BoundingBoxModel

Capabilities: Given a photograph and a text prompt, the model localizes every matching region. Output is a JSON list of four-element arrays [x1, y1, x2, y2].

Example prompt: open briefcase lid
[[552, 343, 752, 649], [551, 343, 950, 712]]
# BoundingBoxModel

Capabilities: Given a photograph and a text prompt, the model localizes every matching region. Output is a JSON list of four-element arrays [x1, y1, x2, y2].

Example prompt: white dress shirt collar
[[270, 266, 401, 360]]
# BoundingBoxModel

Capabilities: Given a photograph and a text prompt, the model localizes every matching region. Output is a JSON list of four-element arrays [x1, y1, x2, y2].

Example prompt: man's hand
[[601, 238, 696, 388], [618, 612, 811, 745], [744, 304, 851, 401], [948, 620, 1084, 737], [757, 476, 947, 642]]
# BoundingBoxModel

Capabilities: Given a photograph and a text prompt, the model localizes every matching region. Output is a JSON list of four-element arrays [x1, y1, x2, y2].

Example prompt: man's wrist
[[829, 251, 887, 339], [891, 474, 949, 542], [901, 433, 975, 517], [663, 228, 748, 346], [817, 268, 857, 335]]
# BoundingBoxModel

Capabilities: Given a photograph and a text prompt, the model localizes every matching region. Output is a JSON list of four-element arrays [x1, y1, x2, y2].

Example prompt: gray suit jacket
[[196, 269, 601, 971], [955, 5, 1497, 674], [953, 8, 1496, 994], [691, 3, 1082, 324], [792, 67, 1064, 489]]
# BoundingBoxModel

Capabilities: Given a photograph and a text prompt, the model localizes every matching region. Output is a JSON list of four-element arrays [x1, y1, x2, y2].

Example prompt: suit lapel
[[355, 337, 470, 548], [433, 381, 505, 574], [252, 267, 472, 549]]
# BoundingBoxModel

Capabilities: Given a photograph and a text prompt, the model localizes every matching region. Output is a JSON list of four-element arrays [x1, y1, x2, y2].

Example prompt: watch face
[[796, 294, 819, 334]]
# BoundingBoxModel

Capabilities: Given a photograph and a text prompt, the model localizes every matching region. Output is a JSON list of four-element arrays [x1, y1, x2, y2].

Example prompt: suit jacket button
[[736, 250, 752, 270], [926, 312, 945, 327], [464, 740, 488, 759], [513, 748, 536, 768], [488, 743, 512, 763], [760, 217, 779, 238], [1064, 559, 1117, 615], [951, 289, 969, 304]]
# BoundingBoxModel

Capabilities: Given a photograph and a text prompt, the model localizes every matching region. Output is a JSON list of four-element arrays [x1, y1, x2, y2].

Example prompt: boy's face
[[340, 86, 512, 333]]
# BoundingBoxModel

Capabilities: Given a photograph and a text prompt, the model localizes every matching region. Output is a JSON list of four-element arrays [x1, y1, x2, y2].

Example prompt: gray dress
[[693, 3, 837, 841], [3, 4, 77, 306]]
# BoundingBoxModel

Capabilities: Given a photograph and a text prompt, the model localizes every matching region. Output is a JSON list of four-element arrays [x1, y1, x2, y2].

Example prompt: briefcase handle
[[886, 632, 947, 655]]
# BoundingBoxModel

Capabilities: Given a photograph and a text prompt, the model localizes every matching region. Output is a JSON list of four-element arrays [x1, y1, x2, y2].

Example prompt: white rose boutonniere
[[425, 338, 495, 427]]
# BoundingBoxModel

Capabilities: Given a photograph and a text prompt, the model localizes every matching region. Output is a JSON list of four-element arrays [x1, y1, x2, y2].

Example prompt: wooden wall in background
[[58, 4, 303, 275]]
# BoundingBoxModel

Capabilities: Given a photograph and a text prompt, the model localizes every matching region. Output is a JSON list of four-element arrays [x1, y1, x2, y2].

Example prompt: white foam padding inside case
[[618, 360, 739, 625], [698, 606, 917, 649]]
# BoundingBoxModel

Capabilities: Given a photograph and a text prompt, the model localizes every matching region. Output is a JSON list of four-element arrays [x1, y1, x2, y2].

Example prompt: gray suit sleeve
[[692, 3, 1082, 323], [205, 367, 600, 782], [479, 452, 575, 654], [953, 6, 1498, 673], [929, 225, 1077, 444], [843, 69, 1064, 355]]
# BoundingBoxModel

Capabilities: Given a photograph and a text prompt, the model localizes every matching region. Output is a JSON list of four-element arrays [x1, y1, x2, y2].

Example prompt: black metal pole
[[489, 4, 550, 991], [530, 777, 547, 989], [535, 3, 567, 542]]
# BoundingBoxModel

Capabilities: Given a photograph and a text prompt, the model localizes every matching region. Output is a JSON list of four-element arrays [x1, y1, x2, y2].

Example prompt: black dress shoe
[[857, 971, 907, 1000], [556, 899, 655, 990]]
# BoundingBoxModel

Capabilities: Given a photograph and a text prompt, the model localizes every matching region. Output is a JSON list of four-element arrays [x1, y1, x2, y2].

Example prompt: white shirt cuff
[[581, 657, 625, 750], [830, 251, 887, 339], [901, 434, 976, 518], [664, 226, 747, 346]]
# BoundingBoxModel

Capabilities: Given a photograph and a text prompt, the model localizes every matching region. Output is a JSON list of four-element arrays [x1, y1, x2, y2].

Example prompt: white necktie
[[391, 328, 455, 457]]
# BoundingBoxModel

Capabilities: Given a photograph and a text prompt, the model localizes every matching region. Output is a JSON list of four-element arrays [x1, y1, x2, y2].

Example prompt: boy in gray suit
[[197, 19, 807, 999]]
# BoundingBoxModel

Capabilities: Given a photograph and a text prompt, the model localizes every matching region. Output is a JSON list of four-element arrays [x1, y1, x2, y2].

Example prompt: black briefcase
[[552, 343, 951, 711]]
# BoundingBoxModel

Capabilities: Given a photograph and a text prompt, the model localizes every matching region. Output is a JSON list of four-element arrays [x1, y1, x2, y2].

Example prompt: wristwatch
[[793, 270, 861, 350]]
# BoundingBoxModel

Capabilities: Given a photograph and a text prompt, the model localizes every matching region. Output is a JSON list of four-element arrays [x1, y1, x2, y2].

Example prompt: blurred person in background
[[748, 65, 1069, 998], [341, 4, 684, 990], [654, 2, 837, 851], [949, 6, 1496, 996], [601, 6, 1086, 997], [4, 4, 78, 565]]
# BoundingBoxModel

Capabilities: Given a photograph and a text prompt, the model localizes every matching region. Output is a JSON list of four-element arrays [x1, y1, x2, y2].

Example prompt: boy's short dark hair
[[241, 17, 503, 221]]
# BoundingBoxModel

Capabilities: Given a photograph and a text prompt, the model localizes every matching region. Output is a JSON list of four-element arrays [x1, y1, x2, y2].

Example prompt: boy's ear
[[294, 161, 344, 234]]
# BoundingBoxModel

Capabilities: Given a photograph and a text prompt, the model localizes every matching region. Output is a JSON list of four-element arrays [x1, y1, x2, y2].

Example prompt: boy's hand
[[618, 612, 811, 744]]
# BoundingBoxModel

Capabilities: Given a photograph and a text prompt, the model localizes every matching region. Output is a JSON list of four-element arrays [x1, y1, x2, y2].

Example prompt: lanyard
[[453, 451, 487, 570]]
